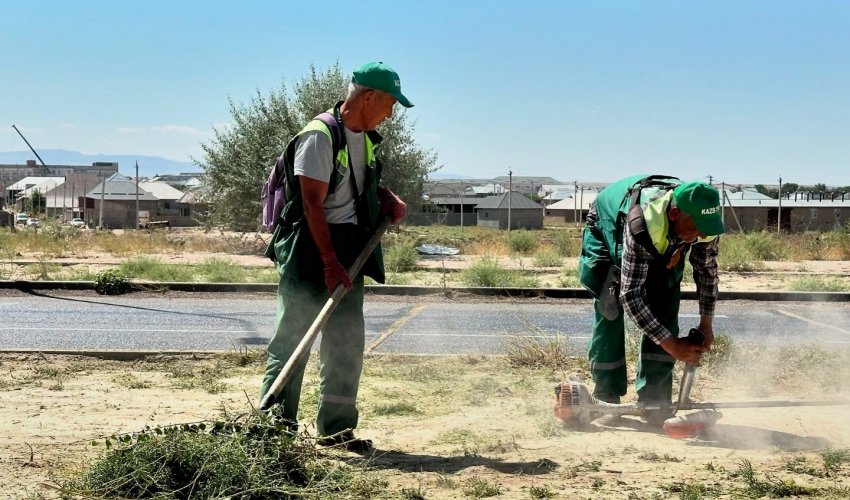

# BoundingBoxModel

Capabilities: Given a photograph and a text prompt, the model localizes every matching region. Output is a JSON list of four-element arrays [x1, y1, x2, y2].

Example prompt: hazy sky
[[2, 0, 848, 185]]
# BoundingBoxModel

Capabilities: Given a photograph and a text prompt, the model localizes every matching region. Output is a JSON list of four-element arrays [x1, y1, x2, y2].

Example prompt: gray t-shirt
[[293, 127, 366, 224]]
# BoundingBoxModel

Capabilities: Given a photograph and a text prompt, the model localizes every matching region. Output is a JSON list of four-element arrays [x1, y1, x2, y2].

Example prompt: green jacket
[[264, 106, 385, 285], [578, 174, 682, 298]]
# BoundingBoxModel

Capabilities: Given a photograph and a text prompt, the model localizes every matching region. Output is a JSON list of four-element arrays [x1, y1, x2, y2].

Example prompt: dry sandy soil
[[1, 352, 848, 499]]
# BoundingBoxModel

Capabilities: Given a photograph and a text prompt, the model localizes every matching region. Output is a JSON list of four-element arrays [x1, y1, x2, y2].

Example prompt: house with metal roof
[[723, 197, 850, 232], [475, 191, 544, 229], [545, 191, 599, 223]]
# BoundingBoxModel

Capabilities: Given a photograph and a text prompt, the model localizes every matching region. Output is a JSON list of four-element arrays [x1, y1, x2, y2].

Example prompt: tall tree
[[196, 62, 437, 230]]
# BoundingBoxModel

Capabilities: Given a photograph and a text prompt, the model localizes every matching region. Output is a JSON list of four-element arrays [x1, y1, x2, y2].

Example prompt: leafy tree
[[25, 188, 44, 214], [781, 182, 799, 194], [753, 184, 778, 199], [197, 62, 438, 230]]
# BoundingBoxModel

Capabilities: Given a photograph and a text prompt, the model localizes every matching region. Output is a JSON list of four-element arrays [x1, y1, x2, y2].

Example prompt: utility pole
[[98, 172, 106, 229], [777, 176, 782, 233], [62, 176, 67, 221], [720, 181, 726, 226], [708, 175, 714, 186], [508, 169, 513, 232], [82, 176, 87, 224], [579, 186, 584, 223], [135, 161, 140, 230], [460, 180, 464, 232], [573, 180, 578, 226]]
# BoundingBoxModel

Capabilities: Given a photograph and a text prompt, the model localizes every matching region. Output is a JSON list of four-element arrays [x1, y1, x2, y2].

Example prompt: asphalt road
[[1, 292, 849, 354]]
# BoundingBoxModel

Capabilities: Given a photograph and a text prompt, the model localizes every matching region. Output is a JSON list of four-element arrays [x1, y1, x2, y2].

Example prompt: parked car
[[26, 218, 41, 228], [70, 218, 86, 228], [15, 213, 29, 225]]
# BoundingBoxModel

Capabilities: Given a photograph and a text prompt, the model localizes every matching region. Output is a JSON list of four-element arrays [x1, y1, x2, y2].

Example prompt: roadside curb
[[0, 349, 222, 361], [1, 280, 849, 301]]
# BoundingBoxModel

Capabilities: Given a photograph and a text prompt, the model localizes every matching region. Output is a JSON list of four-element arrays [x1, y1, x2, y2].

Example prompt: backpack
[[623, 175, 683, 262], [261, 108, 345, 232]]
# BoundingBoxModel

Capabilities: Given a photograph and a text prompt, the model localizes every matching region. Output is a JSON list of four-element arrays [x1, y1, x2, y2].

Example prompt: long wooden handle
[[259, 217, 391, 411]]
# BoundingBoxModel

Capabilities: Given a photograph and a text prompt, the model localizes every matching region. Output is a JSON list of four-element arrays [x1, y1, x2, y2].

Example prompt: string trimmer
[[259, 216, 391, 412], [554, 329, 850, 438]]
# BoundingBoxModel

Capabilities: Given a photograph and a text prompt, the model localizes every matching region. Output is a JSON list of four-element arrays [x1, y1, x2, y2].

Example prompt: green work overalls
[[259, 109, 385, 436], [578, 175, 686, 405]]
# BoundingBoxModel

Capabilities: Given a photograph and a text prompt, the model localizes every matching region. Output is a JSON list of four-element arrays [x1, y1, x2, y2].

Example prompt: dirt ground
[[1, 353, 848, 499]]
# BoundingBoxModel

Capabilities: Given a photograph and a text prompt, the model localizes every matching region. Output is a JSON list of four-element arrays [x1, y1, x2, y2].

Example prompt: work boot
[[637, 401, 675, 429], [317, 431, 374, 454]]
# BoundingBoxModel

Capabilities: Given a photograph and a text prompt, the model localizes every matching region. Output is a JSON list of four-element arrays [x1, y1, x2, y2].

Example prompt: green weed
[[735, 459, 819, 497], [460, 256, 539, 287], [198, 257, 246, 282], [463, 477, 501, 498], [558, 267, 580, 287], [118, 257, 195, 282], [532, 248, 563, 268], [745, 231, 788, 261], [370, 402, 421, 416], [821, 448, 850, 476], [788, 276, 850, 292], [506, 230, 539, 255], [528, 485, 555, 499]]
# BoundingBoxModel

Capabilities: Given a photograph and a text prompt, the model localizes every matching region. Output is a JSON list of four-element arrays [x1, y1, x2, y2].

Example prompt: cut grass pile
[[63, 413, 386, 499]]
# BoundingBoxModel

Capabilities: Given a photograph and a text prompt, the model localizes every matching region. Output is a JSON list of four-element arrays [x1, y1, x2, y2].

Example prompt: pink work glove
[[377, 186, 407, 225], [320, 252, 353, 293]]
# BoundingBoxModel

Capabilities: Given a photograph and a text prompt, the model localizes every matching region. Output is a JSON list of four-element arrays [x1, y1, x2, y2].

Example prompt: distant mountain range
[[0, 149, 199, 178]]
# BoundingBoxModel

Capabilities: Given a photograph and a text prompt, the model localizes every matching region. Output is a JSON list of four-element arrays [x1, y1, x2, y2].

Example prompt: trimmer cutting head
[[553, 381, 723, 437]]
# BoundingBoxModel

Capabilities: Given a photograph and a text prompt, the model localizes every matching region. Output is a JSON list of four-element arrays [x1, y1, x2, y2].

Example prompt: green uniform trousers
[[259, 275, 365, 436], [588, 273, 681, 405]]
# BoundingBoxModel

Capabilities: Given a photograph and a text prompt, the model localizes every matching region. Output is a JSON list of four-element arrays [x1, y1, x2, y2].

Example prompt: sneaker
[[316, 431, 374, 454]]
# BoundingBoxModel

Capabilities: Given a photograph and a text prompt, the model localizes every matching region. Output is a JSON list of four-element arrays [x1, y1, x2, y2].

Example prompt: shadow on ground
[[589, 416, 832, 451], [357, 450, 558, 475]]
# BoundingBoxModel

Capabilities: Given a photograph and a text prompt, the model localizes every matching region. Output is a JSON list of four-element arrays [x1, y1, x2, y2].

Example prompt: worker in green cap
[[578, 175, 724, 426], [260, 62, 412, 453]]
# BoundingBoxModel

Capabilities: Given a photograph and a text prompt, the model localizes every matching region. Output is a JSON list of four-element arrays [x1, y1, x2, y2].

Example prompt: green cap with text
[[352, 61, 413, 108], [672, 181, 725, 236]]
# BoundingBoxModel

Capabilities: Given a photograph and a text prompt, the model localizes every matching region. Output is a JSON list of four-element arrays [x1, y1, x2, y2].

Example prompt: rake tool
[[554, 329, 850, 437], [259, 216, 391, 412]]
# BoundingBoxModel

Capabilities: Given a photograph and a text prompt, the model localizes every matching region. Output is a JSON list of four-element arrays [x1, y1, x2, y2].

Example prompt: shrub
[[506, 230, 538, 255], [384, 243, 419, 273], [94, 269, 131, 295], [553, 230, 580, 257], [745, 231, 788, 261], [718, 237, 760, 271]]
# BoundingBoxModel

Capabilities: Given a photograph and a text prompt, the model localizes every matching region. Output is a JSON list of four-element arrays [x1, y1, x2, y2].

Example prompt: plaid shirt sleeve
[[689, 237, 720, 317], [619, 223, 675, 345]]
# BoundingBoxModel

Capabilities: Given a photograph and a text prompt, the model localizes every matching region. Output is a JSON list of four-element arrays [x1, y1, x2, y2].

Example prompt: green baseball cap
[[672, 181, 725, 236], [352, 61, 413, 108]]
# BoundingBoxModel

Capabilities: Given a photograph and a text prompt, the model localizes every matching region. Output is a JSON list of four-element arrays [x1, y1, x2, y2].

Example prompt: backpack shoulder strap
[[623, 175, 682, 261]]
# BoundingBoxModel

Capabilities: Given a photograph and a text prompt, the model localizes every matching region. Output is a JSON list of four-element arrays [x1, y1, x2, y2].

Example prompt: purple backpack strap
[[261, 110, 343, 231]]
